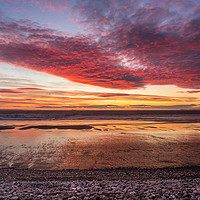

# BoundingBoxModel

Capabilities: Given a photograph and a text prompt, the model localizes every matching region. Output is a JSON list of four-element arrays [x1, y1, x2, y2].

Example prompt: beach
[[0, 110, 200, 199]]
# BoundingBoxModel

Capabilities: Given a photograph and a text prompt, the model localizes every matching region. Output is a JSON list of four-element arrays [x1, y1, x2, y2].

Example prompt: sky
[[0, 0, 199, 110]]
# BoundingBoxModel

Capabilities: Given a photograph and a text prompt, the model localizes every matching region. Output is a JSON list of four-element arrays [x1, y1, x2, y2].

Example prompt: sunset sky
[[0, 0, 199, 110]]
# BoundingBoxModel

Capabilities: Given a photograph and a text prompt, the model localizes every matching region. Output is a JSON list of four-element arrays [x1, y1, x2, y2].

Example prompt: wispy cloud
[[186, 90, 200, 94], [0, 88, 45, 93], [0, 88, 199, 110], [0, 89, 23, 93]]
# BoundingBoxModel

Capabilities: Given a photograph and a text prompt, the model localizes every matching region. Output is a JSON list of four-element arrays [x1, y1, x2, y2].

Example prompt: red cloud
[[0, 89, 23, 94], [0, 88, 45, 94], [17, 88, 45, 91], [0, 0, 200, 90], [0, 20, 143, 89], [186, 90, 200, 94], [97, 93, 130, 97]]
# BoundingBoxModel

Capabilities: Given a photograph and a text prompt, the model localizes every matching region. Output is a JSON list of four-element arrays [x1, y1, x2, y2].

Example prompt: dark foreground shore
[[0, 166, 199, 199]]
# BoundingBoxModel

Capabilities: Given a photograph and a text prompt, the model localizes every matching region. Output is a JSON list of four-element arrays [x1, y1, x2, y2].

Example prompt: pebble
[[0, 167, 199, 199], [10, 197, 19, 200], [0, 178, 199, 199]]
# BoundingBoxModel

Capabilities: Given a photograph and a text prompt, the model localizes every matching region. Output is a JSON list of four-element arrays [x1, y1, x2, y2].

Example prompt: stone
[[11, 197, 19, 200]]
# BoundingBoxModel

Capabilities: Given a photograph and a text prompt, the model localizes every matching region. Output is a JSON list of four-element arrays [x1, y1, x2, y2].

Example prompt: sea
[[0, 110, 200, 170]]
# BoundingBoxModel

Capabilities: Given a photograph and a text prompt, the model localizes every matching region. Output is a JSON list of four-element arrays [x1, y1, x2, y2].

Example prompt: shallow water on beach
[[0, 118, 200, 170]]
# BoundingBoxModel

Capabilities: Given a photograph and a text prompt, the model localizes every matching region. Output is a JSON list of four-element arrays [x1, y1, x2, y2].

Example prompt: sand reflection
[[0, 120, 200, 169]]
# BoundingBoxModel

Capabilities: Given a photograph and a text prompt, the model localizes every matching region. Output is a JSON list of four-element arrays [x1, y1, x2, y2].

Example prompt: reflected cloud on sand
[[0, 120, 200, 170]]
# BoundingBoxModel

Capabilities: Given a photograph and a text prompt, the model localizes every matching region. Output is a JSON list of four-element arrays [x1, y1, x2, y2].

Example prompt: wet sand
[[0, 126, 15, 130], [0, 120, 200, 170], [19, 125, 93, 130]]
